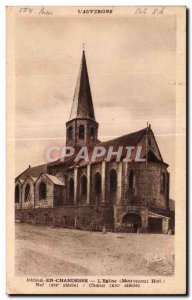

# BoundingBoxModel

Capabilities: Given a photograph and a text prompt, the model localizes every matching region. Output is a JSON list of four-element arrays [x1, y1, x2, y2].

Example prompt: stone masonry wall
[[15, 205, 114, 231], [124, 162, 169, 209], [66, 118, 98, 147], [35, 174, 54, 208]]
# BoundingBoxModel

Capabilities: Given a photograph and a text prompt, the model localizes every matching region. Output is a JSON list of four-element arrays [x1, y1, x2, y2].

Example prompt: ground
[[15, 223, 174, 277]]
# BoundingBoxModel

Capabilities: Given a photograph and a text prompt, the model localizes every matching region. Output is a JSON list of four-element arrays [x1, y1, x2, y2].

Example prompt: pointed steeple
[[66, 50, 99, 147], [69, 50, 96, 121]]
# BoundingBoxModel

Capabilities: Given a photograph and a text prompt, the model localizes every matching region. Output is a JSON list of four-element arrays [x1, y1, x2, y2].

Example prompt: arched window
[[110, 169, 117, 193], [24, 184, 30, 202], [90, 127, 95, 139], [161, 173, 166, 194], [39, 182, 46, 200], [81, 175, 87, 196], [94, 172, 101, 195], [15, 185, 20, 203], [129, 170, 134, 189], [69, 178, 74, 202], [67, 126, 73, 140], [79, 125, 85, 139]]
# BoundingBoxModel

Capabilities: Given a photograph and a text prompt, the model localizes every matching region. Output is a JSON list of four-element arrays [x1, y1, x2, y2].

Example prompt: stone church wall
[[66, 118, 98, 147], [127, 162, 168, 209], [53, 185, 65, 207], [35, 174, 54, 208], [48, 165, 66, 177], [15, 205, 114, 231]]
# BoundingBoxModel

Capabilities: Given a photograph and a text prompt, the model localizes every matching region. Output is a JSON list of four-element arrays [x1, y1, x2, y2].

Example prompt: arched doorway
[[148, 217, 163, 233], [122, 213, 141, 233]]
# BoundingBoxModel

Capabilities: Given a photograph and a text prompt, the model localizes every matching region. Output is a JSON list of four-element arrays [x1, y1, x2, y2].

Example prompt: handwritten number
[[19, 7, 53, 15], [135, 7, 165, 15], [19, 7, 33, 14]]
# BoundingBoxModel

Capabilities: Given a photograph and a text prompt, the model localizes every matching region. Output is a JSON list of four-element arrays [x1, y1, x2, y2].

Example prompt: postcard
[[6, 6, 186, 294]]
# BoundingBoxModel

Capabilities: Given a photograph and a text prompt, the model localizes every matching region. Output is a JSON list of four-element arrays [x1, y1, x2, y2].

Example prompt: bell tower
[[66, 50, 99, 148]]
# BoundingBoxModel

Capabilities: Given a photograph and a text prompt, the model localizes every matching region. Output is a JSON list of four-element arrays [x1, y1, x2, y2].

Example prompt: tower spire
[[66, 50, 99, 147], [69, 50, 96, 121]]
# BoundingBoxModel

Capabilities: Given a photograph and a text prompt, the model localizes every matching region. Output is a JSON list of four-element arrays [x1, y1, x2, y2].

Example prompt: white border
[[1, 0, 190, 299]]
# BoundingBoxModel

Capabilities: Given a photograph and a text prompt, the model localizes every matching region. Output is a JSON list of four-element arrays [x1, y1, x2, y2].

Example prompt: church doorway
[[148, 217, 162, 233], [122, 213, 141, 233]]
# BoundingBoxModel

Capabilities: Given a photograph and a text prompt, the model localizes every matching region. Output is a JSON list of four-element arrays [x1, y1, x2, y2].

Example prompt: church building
[[15, 50, 174, 233]]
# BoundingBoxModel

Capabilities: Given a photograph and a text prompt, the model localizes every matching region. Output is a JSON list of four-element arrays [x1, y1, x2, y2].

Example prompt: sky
[[14, 13, 177, 199]]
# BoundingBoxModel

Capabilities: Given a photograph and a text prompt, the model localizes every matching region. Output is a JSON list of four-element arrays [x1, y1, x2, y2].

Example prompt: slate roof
[[79, 128, 148, 166], [29, 176, 37, 182], [99, 128, 147, 148], [15, 178, 24, 184], [49, 127, 165, 169], [69, 50, 96, 121], [45, 174, 64, 186], [22, 176, 38, 184], [16, 163, 49, 181], [16, 127, 166, 180]]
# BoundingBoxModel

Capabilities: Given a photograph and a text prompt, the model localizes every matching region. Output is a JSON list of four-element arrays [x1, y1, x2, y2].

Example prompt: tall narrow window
[[67, 126, 73, 140], [39, 182, 46, 200], [69, 178, 74, 202], [94, 172, 101, 195], [25, 184, 30, 202], [15, 185, 20, 203], [129, 170, 134, 189], [79, 125, 85, 139], [110, 169, 117, 193], [81, 175, 87, 196]]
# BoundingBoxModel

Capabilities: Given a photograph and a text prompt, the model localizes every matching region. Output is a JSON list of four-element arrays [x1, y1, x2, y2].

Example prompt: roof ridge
[[16, 162, 50, 180], [99, 127, 147, 145]]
